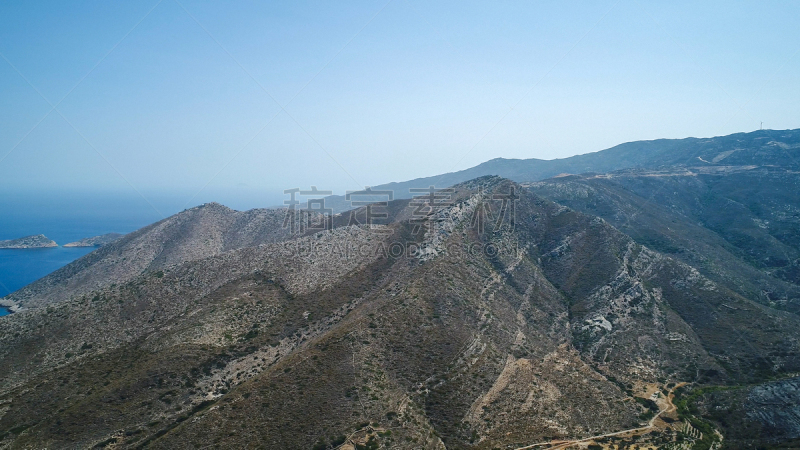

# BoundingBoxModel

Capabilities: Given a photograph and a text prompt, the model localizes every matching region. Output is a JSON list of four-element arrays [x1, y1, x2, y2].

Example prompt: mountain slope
[[1, 178, 798, 449]]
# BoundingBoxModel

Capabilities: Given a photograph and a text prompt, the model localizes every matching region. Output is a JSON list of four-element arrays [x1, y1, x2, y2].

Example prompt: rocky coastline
[[0, 234, 58, 249]]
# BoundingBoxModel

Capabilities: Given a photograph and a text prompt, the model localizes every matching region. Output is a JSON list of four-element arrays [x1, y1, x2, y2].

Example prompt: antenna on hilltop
[[760, 121, 763, 130]]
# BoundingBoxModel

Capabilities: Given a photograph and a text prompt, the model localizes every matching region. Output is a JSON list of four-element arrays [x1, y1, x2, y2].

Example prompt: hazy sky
[[1, 0, 799, 210]]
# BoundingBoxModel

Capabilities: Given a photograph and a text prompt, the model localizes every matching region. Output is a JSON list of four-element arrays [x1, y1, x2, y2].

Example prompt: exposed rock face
[[528, 165, 800, 314], [0, 234, 57, 249], [0, 178, 798, 449], [747, 377, 800, 439], [63, 233, 124, 248]]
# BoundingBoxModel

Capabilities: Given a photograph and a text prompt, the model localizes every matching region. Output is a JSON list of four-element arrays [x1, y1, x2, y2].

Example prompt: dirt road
[[514, 383, 686, 450]]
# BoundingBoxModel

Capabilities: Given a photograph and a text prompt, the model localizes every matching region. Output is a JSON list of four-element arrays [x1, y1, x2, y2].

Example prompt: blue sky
[[1, 0, 799, 210]]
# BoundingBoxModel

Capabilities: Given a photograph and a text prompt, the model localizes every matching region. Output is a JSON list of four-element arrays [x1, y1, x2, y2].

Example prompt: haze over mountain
[[318, 128, 800, 213], [1, 129, 800, 448]]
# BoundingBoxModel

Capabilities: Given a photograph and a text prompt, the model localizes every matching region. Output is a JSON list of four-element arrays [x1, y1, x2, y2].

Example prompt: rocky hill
[[2, 204, 295, 309], [0, 234, 57, 249], [1, 177, 799, 449], [527, 164, 800, 315]]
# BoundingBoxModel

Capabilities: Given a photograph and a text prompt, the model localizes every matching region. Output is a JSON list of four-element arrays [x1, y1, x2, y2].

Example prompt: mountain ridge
[[3, 129, 800, 448], [1, 175, 799, 448], [309, 128, 800, 213]]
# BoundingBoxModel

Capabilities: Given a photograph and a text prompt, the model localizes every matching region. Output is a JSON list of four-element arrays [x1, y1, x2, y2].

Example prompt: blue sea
[[0, 191, 185, 316], [0, 189, 283, 316]]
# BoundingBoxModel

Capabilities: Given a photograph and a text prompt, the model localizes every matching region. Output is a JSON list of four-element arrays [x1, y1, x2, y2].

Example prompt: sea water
[[0, 191, 179, 315], [0, 189, 283, 315]]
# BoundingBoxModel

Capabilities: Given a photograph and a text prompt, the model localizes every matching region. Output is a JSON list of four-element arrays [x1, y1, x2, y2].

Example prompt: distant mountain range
[[1, 129, 800, 449], [317, 128, 800, 213]]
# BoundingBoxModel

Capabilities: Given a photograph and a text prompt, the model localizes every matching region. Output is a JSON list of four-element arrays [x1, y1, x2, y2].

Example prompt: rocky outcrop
[[63, 233, 124, 248], [0, 234, 57, 249]]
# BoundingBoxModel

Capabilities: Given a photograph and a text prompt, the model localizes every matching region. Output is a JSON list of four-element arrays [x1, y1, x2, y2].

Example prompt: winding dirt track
[[514, 383, 686, 450]]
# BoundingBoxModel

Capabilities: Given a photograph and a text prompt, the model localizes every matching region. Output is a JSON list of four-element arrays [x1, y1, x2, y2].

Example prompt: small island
[[63, 233, 123, 248], [0, 234, 58, 249]]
